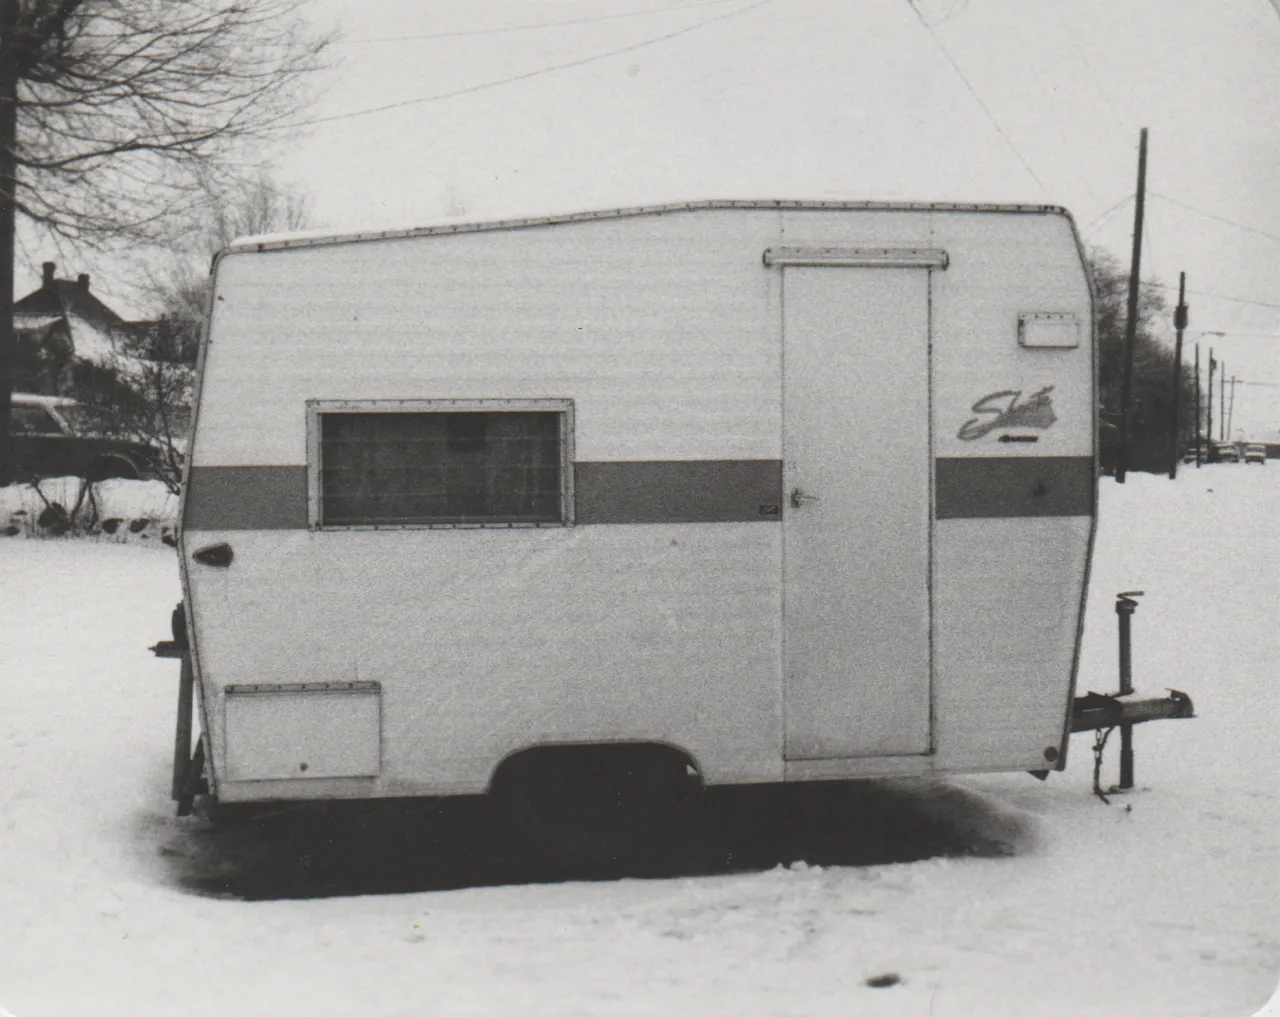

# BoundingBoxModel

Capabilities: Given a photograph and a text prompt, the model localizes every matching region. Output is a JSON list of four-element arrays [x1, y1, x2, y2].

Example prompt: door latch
[[790, 488, 822, 508]]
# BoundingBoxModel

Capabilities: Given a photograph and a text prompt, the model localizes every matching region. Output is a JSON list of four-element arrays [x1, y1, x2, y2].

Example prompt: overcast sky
[[291, 0, 1280, 435], [25, 0, 1280, 435]]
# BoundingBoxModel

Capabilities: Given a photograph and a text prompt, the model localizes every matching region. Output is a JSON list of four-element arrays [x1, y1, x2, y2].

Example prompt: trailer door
[[781, 263, 933, 759]]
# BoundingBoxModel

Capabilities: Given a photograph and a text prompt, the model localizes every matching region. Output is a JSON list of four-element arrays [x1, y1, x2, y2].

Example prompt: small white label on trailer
[[1018, 312, 1080, 349]]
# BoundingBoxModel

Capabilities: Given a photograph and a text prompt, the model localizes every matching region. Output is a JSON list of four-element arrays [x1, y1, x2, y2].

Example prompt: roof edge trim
[[225, 199, 1073, 255]]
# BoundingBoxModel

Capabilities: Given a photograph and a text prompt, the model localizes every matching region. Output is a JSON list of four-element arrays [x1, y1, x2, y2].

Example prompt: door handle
[[790, 488, 821, 508]]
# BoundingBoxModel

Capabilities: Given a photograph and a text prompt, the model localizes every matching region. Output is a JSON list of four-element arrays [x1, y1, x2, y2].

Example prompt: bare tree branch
[[64, 170, 319, 494], [7, 0, 332, 245]]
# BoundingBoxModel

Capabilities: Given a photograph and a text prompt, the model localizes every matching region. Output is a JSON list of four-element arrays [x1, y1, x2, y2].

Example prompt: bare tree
[[67, 320, 195, 494], [54, 169, 315, 495], [144, 166, 314, 327], [1090, 247, 1195, 475], [1, 0, 332, 483]]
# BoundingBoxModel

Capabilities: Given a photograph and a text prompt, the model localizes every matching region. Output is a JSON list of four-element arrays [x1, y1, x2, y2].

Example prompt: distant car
[[1213, 443, 1239, 463], [10, 392, 160, 482], [1180, 447, 1202, 464], [1243, 443, 1267, 465]]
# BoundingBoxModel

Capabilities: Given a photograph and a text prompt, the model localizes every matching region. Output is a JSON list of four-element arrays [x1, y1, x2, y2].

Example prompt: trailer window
[[311, 400, 572, 527]]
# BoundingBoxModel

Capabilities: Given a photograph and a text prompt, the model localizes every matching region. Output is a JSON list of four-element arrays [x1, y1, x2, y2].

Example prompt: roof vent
[[42, 261, 55, 287], [77, 273, 90, 291]]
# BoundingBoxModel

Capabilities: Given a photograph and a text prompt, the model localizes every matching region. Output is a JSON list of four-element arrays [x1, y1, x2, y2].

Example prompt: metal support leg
[[1116, 591, 1142, 790], [172, 651, 194, 802], [1119, 725, 1135, 789], [176, 738, 204, 818]]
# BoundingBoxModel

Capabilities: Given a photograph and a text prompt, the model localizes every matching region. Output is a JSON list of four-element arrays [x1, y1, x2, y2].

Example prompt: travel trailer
[[158, 200, 1189, 844]]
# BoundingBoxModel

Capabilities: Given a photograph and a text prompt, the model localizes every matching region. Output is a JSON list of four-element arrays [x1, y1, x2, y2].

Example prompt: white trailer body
[[179, 200, 1095, 805]]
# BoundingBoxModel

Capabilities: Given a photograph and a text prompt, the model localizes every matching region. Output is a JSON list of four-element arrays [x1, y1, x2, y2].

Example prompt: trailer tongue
[[1070, 689, 1194, 733]]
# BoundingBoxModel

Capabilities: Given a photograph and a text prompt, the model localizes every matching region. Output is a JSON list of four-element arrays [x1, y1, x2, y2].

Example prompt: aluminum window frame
[[306, 397, 575, 530]]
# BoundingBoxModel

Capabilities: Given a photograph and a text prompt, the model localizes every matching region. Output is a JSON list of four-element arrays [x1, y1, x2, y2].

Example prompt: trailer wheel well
[[488, 742, 701, 868], [488, 741, 701, 796]]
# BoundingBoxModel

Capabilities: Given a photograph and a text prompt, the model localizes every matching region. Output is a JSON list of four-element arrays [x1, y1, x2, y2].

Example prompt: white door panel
[[782, 267, 932, 759]]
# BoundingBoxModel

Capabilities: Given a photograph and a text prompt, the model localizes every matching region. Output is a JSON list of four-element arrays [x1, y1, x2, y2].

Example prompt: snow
[[13, 313, 63, 332], [1, 466, 1277, 1017], [64, 312, 122, 364], [61, 312, 152, 378], [1, 478, 178, 541]]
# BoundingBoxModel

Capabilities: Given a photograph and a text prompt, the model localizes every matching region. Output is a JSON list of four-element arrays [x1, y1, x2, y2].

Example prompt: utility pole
[[1227, 376, 1238, 440], [1168, 272, 1188, 479], [1194, 344, 1202, 467], [1220, 369, 1226, 440], [1115, 128, 1148, 484], [1207, 350, 1216, 448]]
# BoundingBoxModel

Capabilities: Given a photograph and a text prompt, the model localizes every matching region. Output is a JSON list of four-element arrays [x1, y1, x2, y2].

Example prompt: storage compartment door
[[782, 266, 932, 759], [224, 683, 382, 781]]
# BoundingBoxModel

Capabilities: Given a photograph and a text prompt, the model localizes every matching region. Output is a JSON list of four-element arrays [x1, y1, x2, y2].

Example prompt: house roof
[[14, 277, 126, 327], [13, 263, 132, 365]]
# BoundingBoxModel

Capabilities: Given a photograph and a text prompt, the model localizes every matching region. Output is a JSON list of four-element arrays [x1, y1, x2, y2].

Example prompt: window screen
[[318, 409, 565, 526]]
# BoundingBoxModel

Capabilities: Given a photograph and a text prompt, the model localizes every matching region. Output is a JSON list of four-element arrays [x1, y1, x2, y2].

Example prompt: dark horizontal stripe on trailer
[[575, 460, 784, 523], [185, 465, 309, 530], [935, 456, 1094, 519], [185, 457, 1090, 528], [184, 461, 786, 529]]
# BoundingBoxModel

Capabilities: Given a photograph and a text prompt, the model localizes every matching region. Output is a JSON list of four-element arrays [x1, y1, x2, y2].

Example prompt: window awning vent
[[762, 246, 948, 269]]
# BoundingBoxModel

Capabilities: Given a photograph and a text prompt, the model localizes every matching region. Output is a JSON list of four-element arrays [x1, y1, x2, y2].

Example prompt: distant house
[[12, 261, 187, 395], [12, 309, 74, 395], [15, 262, 127, 391]]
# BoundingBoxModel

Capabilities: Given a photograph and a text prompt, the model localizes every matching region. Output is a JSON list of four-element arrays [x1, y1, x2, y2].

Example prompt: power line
[[1149, 191, 1280, 244], [335, 0, 745, 45], [905, 2, 1049, 195], [279, 0, 778, 130], [1151, 281, 1280, 311], [1043, 4, 1135, 217], [909, 0, 969, 28], [1081, 194, 1133, 238], [1190, 291, 1280, 310], [1050, 5, 1124, 134]]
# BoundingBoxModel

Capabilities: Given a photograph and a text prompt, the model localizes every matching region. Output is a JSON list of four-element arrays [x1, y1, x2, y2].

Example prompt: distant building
[[12, 261, 191, 396]]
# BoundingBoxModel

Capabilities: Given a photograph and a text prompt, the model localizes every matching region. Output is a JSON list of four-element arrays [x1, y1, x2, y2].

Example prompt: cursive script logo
[[957, 385, 1056, 441]]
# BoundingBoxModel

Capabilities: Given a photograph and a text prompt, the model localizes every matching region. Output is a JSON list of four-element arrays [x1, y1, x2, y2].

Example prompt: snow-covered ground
[[1, 477, 178, 543], [1, 466, 1276, 1017]]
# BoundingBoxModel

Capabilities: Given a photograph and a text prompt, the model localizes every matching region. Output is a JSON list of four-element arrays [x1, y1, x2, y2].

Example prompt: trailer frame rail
[[1070, 689, 1194, 733]]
